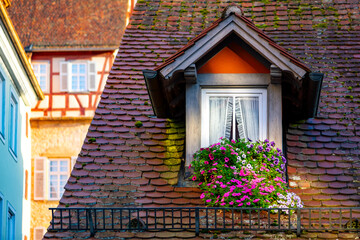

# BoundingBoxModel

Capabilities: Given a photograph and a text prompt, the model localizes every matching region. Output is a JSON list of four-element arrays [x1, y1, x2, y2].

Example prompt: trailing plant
[[191, 138, 303, 212]]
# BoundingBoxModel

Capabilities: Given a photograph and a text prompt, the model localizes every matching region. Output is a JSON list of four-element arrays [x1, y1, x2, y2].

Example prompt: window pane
[[72, 64, 78, 74], [79, 64, 86, 74], [72, 76, 78, 90], [60, 161, 68, 172], [209, 97, 232, 145], [49, 161, 58, 172], [79, 76, 86, 91], [235, 97, 259, 141], [40, 65, 46, 74]]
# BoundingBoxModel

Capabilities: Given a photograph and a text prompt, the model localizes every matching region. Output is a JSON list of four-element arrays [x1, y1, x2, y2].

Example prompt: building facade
[[0, 1, 43, 239], [7, 0, 133, 239]]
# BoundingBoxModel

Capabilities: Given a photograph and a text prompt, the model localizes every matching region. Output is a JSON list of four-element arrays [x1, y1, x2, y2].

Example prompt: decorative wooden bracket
[[270, 64, 282, 84], [184, 64, 197, 84]]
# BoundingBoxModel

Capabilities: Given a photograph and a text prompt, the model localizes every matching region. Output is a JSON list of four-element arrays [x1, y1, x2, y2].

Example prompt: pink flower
[[217, 175, 222, 179], [224, 157, 229, 162], [246, 202, 251, 206], [253, 199, 260, 203], [220, 147, 226, 151], [188, 164, 192, 169], [198, 182, 203, 186], [220, 202, 226, 206], [206, 199, 211, 203], [204, 161, 209, 164], [238, 203, 243, 207], [213, 162, 218, 166], [229, 201, 234, 205], [200, 193, 205, 199], [201, 170, 205, 174], [209, 154, 214, 160], [192, 176, 196, 181]]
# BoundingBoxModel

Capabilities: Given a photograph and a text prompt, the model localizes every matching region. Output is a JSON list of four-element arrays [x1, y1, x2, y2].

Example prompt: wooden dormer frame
[[158, 14, 309, 81]]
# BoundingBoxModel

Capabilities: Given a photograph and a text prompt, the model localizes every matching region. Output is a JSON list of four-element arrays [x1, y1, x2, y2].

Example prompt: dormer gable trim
[[156, 13, 310, 80]]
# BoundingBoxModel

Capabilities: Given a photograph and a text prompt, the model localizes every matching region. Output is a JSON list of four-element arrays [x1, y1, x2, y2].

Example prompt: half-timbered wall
[[31, 51, 114, 118]]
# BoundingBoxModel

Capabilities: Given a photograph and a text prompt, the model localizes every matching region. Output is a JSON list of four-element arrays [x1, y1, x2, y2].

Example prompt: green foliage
[[88, 138, 96, 143], [191, 138, 303, 212], [135, 121, 143, 128]]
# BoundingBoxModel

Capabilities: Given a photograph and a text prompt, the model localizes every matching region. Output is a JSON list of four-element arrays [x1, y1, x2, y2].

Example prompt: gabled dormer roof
[[144, 6, 322, 120], [156, 6, 310, 80]]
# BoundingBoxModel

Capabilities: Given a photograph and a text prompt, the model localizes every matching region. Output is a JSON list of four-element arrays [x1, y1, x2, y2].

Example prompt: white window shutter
[[34, 227, 45, 240], [88, 61, 97, 91], [71, 156, 77, 170], [34, 157, 47, 200], [60, 62, 69, 91]]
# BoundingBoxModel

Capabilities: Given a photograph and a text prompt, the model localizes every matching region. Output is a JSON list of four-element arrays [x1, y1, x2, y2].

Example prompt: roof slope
[[46, 0, 360, 239], [7, 0, 128, 49]]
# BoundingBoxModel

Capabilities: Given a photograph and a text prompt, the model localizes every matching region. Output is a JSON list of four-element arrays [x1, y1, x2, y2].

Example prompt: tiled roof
[[46, 0, 360, 239], [7, 0, 128, 49]]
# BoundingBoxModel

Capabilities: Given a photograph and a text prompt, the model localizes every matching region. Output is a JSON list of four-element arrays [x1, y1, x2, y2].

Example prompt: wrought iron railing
[[49, 207, 360, 237]]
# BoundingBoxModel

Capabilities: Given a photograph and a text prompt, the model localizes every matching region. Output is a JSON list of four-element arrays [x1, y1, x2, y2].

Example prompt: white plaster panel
[[65, 111, 80, 117], [77, 95, 89, 108], [52, 95, 65, 109], [50, 111, 62, 117], [90, 57, 106, 72], [31, 111, 45, 118], [52, 58, 65, 73], [37, 95, 49, 109], [69, 95, 78, 108], [52, 75, 60, 93]]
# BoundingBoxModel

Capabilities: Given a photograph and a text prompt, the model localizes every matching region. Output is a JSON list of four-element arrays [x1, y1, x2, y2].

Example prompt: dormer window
[[201, 88, 267, 147], [143, 6, 323, 176]]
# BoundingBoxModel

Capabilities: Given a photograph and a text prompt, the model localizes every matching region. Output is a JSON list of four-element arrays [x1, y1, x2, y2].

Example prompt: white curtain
[[209, 97, 232, 145], [236, 97, 259, 141]]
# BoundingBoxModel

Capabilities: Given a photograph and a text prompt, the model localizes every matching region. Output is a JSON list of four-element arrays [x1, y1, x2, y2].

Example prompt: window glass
[[70, 63, 87, 92], [32, 63, 48, 92], [202, 89, 266, 147], [9, 93, 17, 157], [49, 159, 69, 200]]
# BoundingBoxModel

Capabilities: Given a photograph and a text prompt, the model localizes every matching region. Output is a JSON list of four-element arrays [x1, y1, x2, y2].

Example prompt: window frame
[[60, 61, 96, 93], [201, 88, 267, 147], [8, 88, 18, 160], [6, 203, 15, 240], [0, 71, 5, 142], [48, 158, 71, 200], [70, 62, 87, 92], [32, 61, 50, 93], [0, 192, 3, 237]]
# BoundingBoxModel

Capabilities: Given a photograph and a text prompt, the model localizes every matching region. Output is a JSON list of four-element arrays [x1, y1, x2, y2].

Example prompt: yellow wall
[[30, 118, 91, 240]]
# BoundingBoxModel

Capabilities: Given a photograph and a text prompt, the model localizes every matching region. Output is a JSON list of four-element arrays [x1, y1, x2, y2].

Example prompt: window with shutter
[[59, 61, 96, 92], [33, 227, 45, 240], [34, 157, 47, 200]]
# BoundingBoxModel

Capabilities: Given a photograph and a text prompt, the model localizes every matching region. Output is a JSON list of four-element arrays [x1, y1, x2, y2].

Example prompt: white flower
[[237, 156, 241, 161], [241, 160, 246, 165], [242, 154, 246, 158]]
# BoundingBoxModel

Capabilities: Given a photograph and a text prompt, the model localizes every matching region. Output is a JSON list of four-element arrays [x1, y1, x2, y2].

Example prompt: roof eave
[[0, 2, 44, 100]]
